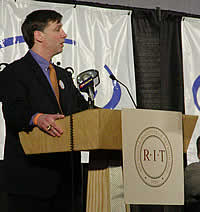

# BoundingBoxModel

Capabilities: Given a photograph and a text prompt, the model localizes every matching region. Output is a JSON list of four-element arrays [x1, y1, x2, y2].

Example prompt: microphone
[[109, 74, 137, 108], [79, 76, 95, 102], [77, 69, 100, 108]]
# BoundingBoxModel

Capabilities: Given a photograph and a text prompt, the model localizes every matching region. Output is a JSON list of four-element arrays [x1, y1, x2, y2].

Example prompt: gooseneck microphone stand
[[109, 74, 137, 109]]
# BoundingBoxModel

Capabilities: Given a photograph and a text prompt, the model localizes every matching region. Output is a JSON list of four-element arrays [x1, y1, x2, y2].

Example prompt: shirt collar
[[29, 49, 50, 71]]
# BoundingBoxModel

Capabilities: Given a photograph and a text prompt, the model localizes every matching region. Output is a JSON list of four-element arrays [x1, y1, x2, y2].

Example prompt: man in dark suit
[[0, 10, 89, 211], [185, 136, 200, 211]]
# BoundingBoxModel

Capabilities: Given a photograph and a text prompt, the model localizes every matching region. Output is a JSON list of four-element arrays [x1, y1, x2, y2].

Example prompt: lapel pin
[[59, 80, 65, 89]]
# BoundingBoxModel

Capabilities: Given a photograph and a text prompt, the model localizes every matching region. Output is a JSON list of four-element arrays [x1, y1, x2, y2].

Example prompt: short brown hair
[[21, 10, 62, 49]]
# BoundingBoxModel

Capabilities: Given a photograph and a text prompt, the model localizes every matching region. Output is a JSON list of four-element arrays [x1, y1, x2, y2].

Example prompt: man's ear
[[34, 30, 44, 43]]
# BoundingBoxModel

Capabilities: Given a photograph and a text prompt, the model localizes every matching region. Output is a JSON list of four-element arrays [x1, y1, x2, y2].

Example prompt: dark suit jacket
[[0, 52, 88, 198], [185, 162, 200, 203]]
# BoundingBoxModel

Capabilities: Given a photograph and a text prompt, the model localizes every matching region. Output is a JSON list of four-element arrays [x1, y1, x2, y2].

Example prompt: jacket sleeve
[[1, 63, 35, 132]]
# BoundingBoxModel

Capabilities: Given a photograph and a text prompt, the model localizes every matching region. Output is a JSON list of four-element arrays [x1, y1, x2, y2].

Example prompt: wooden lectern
[[19, 109, 198, 211], [20, 109, 124, 212]]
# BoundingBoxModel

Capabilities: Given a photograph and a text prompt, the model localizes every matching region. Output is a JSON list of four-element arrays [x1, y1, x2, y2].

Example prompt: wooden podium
[[20, 109, 124, 212], [19, 109, 198, 211]]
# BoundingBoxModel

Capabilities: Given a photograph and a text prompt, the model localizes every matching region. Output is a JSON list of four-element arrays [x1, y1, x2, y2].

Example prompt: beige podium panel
[[122, 109, 185, 205]]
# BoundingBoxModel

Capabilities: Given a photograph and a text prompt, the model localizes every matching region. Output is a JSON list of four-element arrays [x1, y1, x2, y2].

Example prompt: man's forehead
[[47, 20, 62, 26]]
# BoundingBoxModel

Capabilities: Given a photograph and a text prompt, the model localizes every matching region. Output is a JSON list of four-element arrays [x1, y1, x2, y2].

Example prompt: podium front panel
[[122, 109, 184, 205]]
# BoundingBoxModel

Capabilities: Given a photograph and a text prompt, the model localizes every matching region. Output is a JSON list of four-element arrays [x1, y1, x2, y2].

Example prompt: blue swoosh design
[[0, 36, 24, 48], [103, 64, 121, 109], [0, 36, 75, 49], [192, 75, 200, 111]]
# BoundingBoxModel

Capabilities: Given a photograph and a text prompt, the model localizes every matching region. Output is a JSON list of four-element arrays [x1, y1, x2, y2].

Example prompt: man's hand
[[37, 114, 65, 137]]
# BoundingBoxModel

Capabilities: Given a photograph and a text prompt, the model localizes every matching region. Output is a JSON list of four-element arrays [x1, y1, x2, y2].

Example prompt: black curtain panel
[[160, 11, 184, 112], [132, 8, 184, 112], [132, 8, 161, 110]]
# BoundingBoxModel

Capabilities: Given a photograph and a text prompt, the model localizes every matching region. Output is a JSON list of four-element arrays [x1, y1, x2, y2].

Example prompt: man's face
[[42, 20, 67, 57]]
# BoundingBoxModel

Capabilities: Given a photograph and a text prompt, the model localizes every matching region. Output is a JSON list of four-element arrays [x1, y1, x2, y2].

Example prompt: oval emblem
[[135, 127, 173, 187]]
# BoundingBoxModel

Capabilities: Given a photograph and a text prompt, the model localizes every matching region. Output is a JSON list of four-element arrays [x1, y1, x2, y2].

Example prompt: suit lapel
[[24, 52, 61, 111]]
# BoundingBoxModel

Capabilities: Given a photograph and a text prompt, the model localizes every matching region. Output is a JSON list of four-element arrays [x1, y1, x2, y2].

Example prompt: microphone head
[[79, 77, 94, 93], [77, 69, 100, 103], [77, 69, 100, 87]]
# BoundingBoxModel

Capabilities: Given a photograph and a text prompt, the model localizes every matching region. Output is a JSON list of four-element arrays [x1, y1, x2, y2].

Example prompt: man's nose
[[61, 29, 67, 38]]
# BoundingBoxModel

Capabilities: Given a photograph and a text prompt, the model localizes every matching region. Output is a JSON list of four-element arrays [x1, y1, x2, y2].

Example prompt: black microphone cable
[[109, 74, 137, 108]]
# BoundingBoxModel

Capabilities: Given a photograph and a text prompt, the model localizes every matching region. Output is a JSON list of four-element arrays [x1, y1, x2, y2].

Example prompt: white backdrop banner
[[0, 0, 136, 110], [182, 17, 200, 164]]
